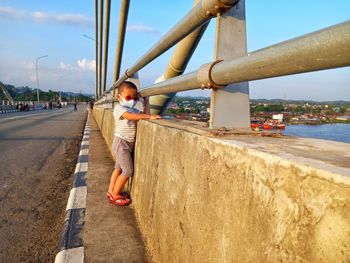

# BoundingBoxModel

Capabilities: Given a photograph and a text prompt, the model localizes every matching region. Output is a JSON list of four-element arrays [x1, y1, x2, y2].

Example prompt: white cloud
[[32, 12, 92, 28], [0, 6, 24, 19], [0, 6, 93, 28], [0, 6, 160, 33], [60, 61, 75, 70], [0, 59, 96, 94], [127, 23, 161, 35], [77, 59, 95, 72], [22, 61, 35, 70]]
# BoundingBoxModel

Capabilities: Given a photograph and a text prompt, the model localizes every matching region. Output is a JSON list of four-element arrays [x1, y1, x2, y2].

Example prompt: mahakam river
[[283, 123, 350, 144]]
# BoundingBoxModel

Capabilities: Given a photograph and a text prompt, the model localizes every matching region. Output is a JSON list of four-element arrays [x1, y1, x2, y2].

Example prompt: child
[[107, 81, 161, 206]]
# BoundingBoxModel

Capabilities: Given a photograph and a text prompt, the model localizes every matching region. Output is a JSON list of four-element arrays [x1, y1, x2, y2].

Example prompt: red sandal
[[107, 191, 129, 200], [109, 195, 130, 206]]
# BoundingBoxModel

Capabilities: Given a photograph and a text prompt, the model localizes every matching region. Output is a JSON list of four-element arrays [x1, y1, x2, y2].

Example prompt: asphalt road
[[0, 106, 87, 262]]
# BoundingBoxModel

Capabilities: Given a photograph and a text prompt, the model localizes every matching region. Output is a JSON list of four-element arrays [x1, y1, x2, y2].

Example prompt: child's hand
[[150, 114, 161, 120]]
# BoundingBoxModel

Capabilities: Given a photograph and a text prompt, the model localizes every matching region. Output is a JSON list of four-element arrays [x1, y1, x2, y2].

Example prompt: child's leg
[[108, 168, 121, 194], [109, 137, 122, 195], [112, 147, 134, 196], [111, 138, 134, 197], [112, 175, 129, 197]]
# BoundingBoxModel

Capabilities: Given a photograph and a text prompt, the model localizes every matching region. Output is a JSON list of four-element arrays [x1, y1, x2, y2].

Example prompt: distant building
[[336, 116, 350, 121], [272, 114, 283, 121]]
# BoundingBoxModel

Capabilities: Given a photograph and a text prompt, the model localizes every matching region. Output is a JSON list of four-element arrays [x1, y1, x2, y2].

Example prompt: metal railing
[[140, 21, 350, 96], [94, 0, 350, 128]]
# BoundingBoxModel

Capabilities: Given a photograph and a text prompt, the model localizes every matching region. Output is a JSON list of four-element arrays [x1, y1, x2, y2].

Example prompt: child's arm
[[122, 111, 161, 121], [120, 95, 160, 121]]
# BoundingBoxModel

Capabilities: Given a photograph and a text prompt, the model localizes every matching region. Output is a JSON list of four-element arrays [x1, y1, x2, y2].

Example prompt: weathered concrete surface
[[93, 108, 350, 263], [84, 113, 149, 262], [93, 107, 114, 153]]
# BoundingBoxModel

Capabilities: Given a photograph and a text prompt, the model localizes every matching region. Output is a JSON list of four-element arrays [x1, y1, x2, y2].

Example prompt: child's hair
[[117, 81, 138, 94]]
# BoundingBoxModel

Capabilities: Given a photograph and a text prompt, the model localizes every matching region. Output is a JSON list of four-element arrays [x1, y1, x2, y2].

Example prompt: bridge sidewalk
[[83, 115, 149, 263]]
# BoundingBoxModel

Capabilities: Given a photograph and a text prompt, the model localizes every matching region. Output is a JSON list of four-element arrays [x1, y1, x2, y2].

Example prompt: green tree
[[339, 107, 347, 115]]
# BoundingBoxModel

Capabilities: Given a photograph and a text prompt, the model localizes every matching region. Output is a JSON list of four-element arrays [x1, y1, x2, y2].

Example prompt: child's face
[[117, 88, 138, 102]]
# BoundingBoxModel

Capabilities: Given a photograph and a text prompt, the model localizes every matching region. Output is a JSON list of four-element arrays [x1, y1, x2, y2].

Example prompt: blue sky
[[0, 0, 349, 100]]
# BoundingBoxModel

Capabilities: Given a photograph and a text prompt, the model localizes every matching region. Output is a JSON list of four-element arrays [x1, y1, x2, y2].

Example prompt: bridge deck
[[0, 107, 86, 261]]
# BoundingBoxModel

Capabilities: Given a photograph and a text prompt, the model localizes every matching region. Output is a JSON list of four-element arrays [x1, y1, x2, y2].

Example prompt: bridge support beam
[[112, 0, 130, 107], [149, 0, 209, 115], [95, 0, 99, 99], [98, 0, 104, 97], [102, 0, 111, 94], [209, 0, 250, 129]]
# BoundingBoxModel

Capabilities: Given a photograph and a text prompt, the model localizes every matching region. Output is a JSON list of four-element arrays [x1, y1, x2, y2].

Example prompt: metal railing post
[[209, 0, 250, 128], [113, 0, 130, 84], [149, 0, 209, 115], [109, 0, 239, 92], [112, 0, 130, 106], [98, 0, 104, 97], [102, 0, 111, 94], [95, 0, 99, 99]]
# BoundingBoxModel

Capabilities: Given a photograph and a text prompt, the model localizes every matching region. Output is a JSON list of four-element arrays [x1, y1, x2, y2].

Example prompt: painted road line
[[0, 109, 64, 122], [55, 112, 90, 263]]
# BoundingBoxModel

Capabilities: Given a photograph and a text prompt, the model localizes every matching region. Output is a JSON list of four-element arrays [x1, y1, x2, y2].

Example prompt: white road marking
[[0, 109, 66, 122], [79, 149, 89, 156], [81, 140, 89, 146], [66, 186, 87, 211], [74, 162, 88, 173], [55, 247, 84, 263]]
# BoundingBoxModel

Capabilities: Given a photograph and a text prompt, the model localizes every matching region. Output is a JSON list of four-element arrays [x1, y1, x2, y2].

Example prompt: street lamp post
[[82, 34, 98, 99], [36, 55, 48, 104]]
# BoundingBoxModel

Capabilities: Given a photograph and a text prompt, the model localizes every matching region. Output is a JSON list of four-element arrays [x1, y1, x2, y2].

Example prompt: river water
[[283, 123, 350, 144]]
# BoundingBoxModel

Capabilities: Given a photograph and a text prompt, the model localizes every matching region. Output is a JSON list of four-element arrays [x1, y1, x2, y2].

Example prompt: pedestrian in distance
[[107, 81, 161, 206]]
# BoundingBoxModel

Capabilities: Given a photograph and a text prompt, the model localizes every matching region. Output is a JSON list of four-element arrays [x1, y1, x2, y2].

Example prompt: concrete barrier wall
[[93, 108, 114, 154], [93, 107, 350, 263]]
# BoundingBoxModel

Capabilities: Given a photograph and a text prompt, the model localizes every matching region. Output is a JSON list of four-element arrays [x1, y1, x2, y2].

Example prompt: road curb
[[55, 112, 90, 263]]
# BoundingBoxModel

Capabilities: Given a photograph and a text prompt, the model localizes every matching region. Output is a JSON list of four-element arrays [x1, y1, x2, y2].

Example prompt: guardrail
[[139, 21, 350, 96], [94, 0, 350, 128]]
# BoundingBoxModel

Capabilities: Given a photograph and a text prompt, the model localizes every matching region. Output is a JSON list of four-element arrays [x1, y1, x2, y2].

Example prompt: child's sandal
[[107, 191, 129, 200], [109, 196, 130, 206]]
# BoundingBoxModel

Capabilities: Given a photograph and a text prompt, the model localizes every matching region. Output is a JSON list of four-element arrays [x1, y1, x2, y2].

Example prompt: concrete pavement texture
[[0, 106, 87, 262], [83, 115, 150, 263]]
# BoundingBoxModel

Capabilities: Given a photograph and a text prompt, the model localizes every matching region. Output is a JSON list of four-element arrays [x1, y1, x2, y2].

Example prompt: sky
[[0, 0, 349, 101]]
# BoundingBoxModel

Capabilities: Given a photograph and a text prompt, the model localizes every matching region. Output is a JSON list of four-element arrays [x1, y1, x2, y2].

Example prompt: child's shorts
[[112, 136, 135, 177]]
